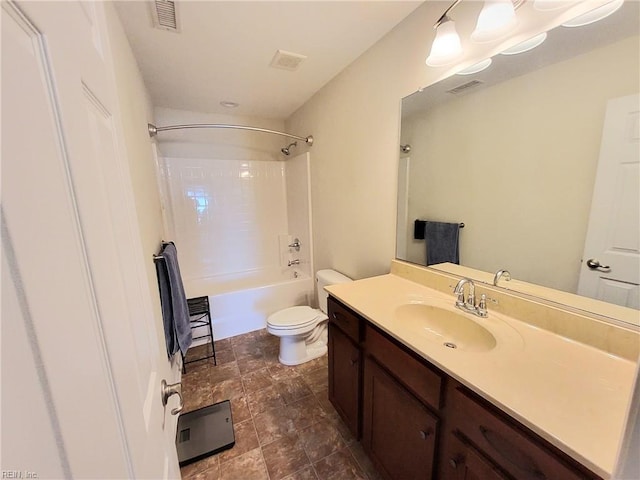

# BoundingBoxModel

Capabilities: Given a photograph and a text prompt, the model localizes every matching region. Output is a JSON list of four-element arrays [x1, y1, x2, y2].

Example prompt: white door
[[2, 2, 180, 478], [577, 94, 640, 310]]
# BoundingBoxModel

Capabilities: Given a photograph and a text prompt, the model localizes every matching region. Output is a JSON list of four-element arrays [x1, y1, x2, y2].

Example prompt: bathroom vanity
[[326, 261, 638, 480]]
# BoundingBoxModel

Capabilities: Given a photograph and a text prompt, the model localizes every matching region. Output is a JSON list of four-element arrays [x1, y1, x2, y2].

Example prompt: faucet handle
[[477, 294, 488, 318], [455, 290, 466, 307]]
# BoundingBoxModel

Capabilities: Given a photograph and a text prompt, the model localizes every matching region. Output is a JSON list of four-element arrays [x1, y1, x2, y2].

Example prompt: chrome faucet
[[453, 278, 488, 318], [493, 269, 511, 286], [288, 238, 301, 252], [287, 259, 300, 266]]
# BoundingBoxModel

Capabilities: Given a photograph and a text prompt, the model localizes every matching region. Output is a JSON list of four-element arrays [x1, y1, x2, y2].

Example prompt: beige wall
[[285, 1, 624, 281], [104, 4, 165, 324], [401, 36, 639, 292]]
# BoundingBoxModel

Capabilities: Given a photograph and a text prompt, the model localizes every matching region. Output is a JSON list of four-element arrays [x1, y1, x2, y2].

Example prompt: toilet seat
[[267, 269, 351, 366], [267, 306, 323, 331]]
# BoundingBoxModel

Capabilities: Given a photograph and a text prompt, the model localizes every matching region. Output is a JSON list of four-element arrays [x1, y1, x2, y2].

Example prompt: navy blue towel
[[414, 220, 426, 240], [425, 222, 460, 266], [155, 242, 192, 358]]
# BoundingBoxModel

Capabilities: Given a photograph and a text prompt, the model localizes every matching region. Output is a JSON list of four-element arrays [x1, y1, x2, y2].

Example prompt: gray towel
[[425, 221, 460, 266], [156, 243, 192, 358]]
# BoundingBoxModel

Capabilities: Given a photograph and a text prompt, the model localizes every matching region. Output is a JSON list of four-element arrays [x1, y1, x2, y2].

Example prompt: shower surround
[[159, 153, 313, 340]]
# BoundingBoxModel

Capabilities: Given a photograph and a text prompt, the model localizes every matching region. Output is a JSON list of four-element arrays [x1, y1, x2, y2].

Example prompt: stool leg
[[206, 312, 216, 366]]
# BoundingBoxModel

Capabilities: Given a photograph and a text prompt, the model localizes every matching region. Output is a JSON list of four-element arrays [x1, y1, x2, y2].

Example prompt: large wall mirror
[[397, 1, 639, 326]]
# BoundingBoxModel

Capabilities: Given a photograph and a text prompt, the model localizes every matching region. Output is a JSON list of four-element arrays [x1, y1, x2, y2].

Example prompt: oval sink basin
[[394, 303, 496, 352]]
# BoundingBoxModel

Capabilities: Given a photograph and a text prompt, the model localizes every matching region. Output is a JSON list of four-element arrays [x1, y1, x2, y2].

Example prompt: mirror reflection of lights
[[562, 0, 624, 27], [500, 32, 547, 55], [456, 58, 493, 75]]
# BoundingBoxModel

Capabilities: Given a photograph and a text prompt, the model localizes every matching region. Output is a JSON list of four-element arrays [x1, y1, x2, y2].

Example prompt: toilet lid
[[267, 306, 321, 329]]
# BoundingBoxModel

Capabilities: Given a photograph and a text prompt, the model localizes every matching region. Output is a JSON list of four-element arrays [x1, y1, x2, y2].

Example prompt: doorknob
[[586, 258, 611, 273], [161, 380, 184, 415]]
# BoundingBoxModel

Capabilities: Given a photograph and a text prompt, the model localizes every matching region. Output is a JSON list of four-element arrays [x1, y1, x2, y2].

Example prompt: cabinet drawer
[[365, 324, 442, 410], [448, 385, 599, 480], [328, 296, 361, 343]]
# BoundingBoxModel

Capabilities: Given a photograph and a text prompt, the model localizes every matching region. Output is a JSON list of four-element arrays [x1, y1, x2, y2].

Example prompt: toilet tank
[[316, 269, 352, 314]]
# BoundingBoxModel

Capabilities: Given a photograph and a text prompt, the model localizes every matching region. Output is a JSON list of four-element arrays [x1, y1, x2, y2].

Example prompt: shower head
[[281, 141, 297, 156]]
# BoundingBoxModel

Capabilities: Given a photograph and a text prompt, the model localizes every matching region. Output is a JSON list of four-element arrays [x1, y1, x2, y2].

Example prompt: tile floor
[[179, 329, 382, 480]]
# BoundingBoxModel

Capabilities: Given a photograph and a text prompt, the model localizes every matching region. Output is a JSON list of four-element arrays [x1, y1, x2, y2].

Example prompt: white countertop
[[326, 274, 638, 479]]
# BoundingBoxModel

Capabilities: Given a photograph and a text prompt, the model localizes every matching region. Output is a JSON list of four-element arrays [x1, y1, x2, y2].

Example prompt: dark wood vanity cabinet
[[363, 323, 443, 479], [363, 356, 439, 479], [440, 384, 601, 480], [327, 296, 362, 438], [327, 296, 603, 480], [443, 433, 512, 480]]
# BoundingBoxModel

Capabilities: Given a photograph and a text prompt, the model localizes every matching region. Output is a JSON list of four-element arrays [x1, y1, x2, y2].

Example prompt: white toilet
[[267, 269, 352, 365]]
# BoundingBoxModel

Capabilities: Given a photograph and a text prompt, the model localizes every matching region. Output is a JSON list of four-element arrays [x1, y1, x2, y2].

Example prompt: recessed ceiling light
[[220, 101, 239, 108], [500, 32, 547, 55], [562, 0, 623, 27], [456, 58, 493, 75]]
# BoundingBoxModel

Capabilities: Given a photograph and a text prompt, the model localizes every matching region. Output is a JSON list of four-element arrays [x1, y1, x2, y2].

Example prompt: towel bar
[[417, 221, 465, 228], [153, 241, 174, 261]]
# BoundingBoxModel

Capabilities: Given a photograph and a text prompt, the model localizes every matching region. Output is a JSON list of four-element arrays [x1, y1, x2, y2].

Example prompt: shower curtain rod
[[147, 123, 314, 145]]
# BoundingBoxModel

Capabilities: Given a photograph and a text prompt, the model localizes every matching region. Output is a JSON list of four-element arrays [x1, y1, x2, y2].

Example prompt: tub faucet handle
[[288, 238, 301, 251]]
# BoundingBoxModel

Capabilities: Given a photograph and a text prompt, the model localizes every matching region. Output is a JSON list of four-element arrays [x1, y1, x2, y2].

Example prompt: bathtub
[[183, 268, 314, 341]]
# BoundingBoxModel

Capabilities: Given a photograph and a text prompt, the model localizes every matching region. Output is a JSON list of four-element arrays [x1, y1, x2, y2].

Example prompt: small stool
[[183, 296, 216, 373]]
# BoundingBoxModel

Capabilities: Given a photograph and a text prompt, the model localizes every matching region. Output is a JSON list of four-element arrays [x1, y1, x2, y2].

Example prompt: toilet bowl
[[267, 269, 352, 365]]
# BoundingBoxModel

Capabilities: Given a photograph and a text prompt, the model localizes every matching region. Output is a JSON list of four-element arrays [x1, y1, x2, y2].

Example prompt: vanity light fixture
[[561, 0, 624, 27], [456, 58, 493, 75], [426, 0, 524, 68], [533, 0, 580, 11], [500, 32, 547, 55], [471, 0, 518, 43], [426, 3, 464, 67]]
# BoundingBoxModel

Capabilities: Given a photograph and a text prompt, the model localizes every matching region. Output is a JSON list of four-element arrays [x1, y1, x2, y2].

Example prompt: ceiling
[[114, 1, 423, 120]]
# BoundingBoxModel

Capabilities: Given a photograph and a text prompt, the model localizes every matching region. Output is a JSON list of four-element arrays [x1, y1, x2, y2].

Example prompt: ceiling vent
[[269, 50, 307, 71], [151, 0, 180, 32], [447, 80, 484, 95]]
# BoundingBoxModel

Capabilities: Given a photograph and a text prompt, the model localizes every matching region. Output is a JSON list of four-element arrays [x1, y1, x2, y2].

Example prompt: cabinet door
[[328, 322, 361, 438], [441, 433, 513, 480], [363, 357, 438, 480]]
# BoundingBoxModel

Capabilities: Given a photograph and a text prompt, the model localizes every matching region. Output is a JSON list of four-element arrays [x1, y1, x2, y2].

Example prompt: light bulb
[[426, 17, 463, 67], [471, 0, 518, 43]]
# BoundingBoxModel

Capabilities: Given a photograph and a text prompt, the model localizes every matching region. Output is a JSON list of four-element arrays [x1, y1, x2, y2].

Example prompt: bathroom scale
[[175, 400, 235, 467]]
